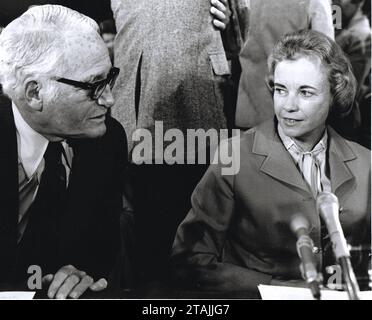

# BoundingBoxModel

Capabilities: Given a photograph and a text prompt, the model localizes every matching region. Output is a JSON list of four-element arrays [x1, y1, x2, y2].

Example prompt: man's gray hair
[[0, 5, 100, 99]]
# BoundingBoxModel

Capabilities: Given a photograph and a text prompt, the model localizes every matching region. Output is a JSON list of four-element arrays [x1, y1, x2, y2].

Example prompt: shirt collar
[[12, 102, 49, 179], [277, 124, 328, 155]]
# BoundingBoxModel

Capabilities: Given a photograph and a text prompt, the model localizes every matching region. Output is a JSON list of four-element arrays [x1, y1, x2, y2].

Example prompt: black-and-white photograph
[[0, 0, 370, 305]]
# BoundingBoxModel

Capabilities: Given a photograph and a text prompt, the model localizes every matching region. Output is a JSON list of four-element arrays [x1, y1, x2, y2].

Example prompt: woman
[[171, 30, 371, 295]]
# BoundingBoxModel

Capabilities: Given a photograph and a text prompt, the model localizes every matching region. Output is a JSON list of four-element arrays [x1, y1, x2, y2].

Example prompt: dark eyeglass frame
[[55, 67, 120, 100]]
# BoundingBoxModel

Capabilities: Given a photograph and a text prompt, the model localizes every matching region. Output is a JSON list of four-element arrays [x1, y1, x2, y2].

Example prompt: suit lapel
[[252, 120, 310, 194], [252, 121, 358, 199], [0, 97, 19, 276], [327, 127, 356, 198], [63, 138, 104, 223]]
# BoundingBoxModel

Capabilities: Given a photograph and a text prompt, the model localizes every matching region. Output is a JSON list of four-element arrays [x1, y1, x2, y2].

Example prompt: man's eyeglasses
[[55, 67, 120, 100]]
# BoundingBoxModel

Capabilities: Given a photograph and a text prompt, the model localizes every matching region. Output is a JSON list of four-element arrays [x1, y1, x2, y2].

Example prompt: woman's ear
[[265, 75, 275, 95], [25, 80, 43, 111]]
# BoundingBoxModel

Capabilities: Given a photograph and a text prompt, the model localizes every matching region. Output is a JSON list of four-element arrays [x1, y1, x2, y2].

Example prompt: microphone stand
[[299, 259, 321, 299], [293, 219, 322, 300], [297, 245, 322, 300], [339, 256, 360, 300], [308, 279, 321, 300], [316, 192, 361, 300]]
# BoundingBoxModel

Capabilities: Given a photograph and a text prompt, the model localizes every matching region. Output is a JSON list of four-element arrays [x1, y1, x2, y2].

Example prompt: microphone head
[[316, 192, 339, 221], [290, 214, 310, 235], [316, 192, 350, 259]]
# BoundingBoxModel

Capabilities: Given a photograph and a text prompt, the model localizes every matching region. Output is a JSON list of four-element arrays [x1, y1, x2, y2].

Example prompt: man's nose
[[97, 85, 115, 108]]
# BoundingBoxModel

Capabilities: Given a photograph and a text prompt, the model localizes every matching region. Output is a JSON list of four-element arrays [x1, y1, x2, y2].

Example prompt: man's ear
[[25, 81, 43, 111]]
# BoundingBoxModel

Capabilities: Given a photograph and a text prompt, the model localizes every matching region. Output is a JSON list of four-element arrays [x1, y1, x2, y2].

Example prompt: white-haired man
[[0, 5, 127, 299]]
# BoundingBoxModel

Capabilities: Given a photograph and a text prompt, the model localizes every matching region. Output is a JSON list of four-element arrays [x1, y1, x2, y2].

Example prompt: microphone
[[316, 192, 360, 300], [290, 214, 321, 300]]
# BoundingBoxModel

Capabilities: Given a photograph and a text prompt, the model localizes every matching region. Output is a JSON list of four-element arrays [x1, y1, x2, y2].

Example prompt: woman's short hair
[[267, 30, 357, 117]]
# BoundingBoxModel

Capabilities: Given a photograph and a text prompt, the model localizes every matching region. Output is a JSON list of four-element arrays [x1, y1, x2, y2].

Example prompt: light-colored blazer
[[172, 119, 371, 288], [110, 0, 251, 157]]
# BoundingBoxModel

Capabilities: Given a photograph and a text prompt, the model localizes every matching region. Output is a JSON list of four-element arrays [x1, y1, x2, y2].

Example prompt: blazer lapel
[[0, 97, 19, 276], [252, 120, 310, 194], [327, 127, 356, 198]]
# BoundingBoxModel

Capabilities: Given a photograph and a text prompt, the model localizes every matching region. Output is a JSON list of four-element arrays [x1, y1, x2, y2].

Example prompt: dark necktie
[[38, 142, 67, 204], [15, 142, 67, 275]]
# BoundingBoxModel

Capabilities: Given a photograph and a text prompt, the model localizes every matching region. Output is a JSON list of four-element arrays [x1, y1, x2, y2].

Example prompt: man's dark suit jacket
[[0, 97, 128, 286]]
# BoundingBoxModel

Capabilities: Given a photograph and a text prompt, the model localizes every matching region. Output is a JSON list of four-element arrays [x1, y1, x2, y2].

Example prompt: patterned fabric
[[277, 125, 331, 197], [111, 0, 250, 159]]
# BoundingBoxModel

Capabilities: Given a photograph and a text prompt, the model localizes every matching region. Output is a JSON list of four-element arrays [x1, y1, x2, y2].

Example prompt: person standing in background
[[99, 19, 116, 64], [110, 0, 250, 286], [335, 0, 370, 92], [332, 0, 371, 147]]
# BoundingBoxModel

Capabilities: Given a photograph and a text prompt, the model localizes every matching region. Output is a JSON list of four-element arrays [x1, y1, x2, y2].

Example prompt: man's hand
[[210, 0, 232, 30], [42, 265, 108, 299]]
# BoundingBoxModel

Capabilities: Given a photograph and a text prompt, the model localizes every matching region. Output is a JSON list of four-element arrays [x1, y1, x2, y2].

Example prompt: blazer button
[[313, 246, 320, 254]]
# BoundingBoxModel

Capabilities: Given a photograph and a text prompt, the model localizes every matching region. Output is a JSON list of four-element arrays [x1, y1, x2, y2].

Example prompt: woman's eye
[[300, 90, 314, 97], [274, 88, 286, 95]]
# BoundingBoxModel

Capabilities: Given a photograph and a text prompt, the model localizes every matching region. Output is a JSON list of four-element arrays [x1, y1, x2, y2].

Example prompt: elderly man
[[0, 5, 127, 299]]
